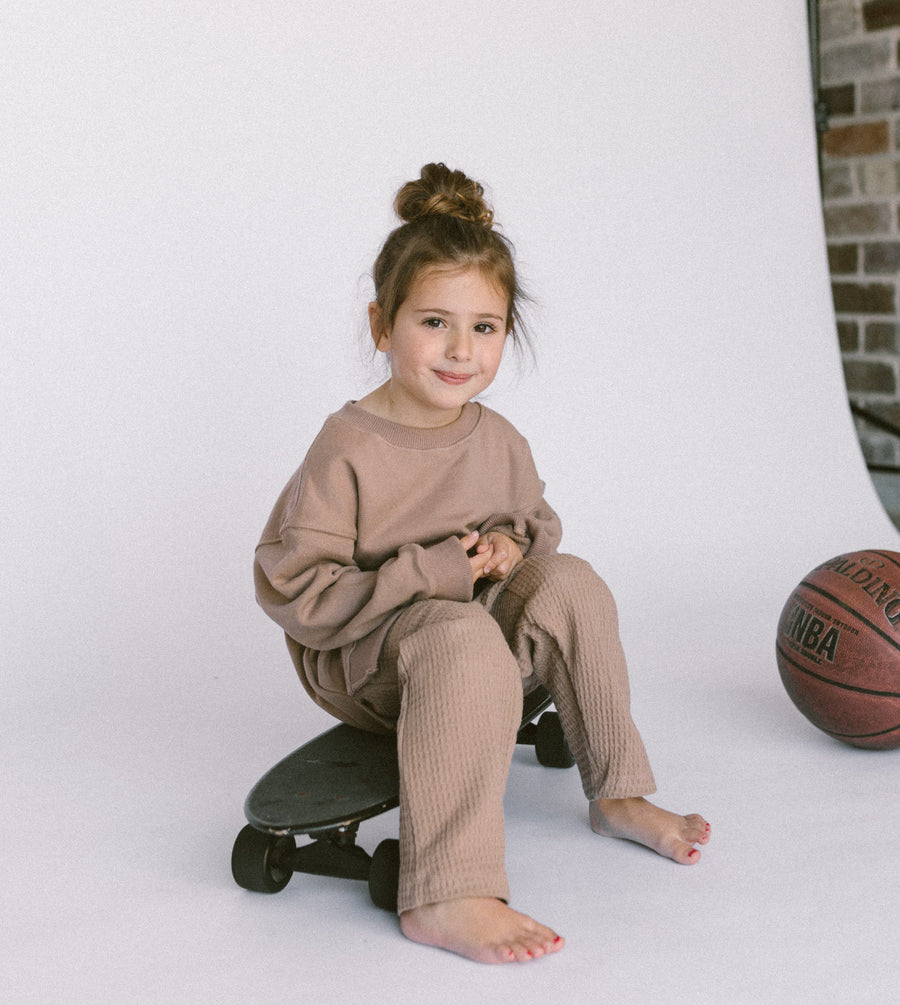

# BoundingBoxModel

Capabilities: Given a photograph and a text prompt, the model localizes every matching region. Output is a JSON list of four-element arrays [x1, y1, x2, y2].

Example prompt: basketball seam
[[866, 550, 900, 574], [826, 722, 900, 740], [798, 579, 900, 657], [775, 641, 900, 699]]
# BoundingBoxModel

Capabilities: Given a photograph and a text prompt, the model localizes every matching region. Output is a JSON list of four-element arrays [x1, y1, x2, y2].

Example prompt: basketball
[[775, 550, 900, 750]]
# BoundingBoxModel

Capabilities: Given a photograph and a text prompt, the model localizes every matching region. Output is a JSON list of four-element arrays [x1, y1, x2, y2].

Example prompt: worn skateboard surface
[[244, 722, 400, 836], [231, 684, 574, 908]]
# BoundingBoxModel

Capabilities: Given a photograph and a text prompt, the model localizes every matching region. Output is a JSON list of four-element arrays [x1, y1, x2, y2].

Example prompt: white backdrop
[[4, 2, 899, 1002]]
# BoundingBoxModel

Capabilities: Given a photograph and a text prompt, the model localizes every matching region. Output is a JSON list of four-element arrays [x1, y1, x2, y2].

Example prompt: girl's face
[[369, 265, 509, 428]]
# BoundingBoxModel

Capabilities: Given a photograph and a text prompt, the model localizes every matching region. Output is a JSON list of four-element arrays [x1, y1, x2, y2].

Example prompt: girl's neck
[[356, 381, 466, 429]]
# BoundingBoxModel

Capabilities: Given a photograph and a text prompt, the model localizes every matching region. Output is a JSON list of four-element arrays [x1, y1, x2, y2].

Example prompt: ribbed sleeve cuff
[[424, 536, 474, 602]]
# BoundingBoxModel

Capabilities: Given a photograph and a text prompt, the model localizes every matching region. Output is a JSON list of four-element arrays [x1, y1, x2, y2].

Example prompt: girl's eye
[[424, 317, 444, 329], [474, 323, 496, 334]]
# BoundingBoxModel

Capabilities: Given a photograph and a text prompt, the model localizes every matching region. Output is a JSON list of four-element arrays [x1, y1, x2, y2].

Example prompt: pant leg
[[355, 599, 522, 913], [488, 553, 657, 800]]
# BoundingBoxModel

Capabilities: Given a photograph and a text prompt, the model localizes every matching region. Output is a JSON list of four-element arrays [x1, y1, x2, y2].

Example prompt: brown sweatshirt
[[254, 400, 562, 713]]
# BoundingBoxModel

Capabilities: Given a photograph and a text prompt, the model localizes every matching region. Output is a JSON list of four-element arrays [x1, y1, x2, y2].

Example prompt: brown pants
[[353, 553, 656, 913]]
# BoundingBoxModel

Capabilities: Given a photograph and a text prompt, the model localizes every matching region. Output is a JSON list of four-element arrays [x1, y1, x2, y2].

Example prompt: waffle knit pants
[[352, 553, 656, 913]]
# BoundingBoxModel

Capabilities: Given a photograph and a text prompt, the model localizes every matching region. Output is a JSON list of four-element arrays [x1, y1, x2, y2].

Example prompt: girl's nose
[[447, 331, 473, 360]]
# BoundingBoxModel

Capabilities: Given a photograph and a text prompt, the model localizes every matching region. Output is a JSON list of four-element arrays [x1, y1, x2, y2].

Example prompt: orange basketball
[[775, 550, 900, 750]]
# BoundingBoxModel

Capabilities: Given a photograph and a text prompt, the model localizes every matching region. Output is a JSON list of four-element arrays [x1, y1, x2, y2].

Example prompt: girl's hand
[[460, 530, 495, 583], [460, 530, 523, 583], [479, 532, 523, 581]]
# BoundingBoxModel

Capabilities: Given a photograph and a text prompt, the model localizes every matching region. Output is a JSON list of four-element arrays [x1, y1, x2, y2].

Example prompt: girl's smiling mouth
[[434, 370, 473, 385]]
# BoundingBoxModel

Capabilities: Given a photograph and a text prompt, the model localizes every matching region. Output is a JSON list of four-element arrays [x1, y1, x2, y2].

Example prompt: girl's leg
[[489, 554, 709, 863], [490, 554, 655, 799], [379, 599, 520, 909], [360, 599, 565, 962]]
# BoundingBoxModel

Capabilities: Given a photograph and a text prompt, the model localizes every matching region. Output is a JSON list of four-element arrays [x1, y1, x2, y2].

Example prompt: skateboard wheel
[[368, 839, 400, 912], [231, 824, 295, 893], [535, 711, 575, 769]]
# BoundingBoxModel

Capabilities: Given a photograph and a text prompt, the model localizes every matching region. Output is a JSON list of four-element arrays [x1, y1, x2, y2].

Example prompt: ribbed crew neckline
[[338, 401, 483, 449]]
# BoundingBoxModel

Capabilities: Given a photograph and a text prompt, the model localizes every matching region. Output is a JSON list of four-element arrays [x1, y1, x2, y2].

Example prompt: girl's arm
[[477, 494, 562, 560], [254, 524, 474, 653], [475, 415, 563, 559]]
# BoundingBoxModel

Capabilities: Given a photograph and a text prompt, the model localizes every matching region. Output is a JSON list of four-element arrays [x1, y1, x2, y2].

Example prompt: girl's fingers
[[470, 544, 494, 570]]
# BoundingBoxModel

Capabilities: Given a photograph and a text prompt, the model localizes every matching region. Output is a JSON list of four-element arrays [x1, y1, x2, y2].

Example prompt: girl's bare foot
[[590, 796, 710, 864], [400, 897, 564, 964]]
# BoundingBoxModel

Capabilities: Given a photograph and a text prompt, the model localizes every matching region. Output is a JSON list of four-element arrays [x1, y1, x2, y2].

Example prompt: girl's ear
[[368, 302, 391, 352]]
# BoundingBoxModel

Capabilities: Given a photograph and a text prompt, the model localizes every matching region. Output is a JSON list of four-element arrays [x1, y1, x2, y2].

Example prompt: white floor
[[6, 591, 900, 1004]]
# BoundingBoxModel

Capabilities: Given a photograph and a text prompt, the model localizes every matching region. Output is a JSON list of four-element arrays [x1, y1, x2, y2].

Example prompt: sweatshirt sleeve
[[478, 490, 562, 558], [476, 421, 562, 557], [253, 438, 473, 652]]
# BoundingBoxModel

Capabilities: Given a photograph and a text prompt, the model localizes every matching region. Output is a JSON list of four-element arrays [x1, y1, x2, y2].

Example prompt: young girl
[[254, 163, 710, 964]]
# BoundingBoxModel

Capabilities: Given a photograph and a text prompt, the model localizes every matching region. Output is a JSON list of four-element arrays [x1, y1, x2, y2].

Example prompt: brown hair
[[372, 163, 531, 352]]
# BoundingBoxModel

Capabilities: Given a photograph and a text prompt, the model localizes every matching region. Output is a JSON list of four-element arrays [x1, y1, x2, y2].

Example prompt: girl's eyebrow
[[413, 307, 505, 321]]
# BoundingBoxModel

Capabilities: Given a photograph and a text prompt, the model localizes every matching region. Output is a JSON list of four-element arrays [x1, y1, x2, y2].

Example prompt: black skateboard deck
[[244, 723, 400, 836], [231, 684, 574, 910]]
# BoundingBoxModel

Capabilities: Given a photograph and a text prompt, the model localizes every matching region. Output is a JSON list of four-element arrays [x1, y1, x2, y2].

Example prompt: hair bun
[[394, 162, 494, 227]]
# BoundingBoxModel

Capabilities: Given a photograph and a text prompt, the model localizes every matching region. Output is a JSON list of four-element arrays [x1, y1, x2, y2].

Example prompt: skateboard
[[231, 684, 574, 911]]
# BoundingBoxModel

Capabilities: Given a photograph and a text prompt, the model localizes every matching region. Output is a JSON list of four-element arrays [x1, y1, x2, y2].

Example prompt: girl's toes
[[685, 815, 710, 844]]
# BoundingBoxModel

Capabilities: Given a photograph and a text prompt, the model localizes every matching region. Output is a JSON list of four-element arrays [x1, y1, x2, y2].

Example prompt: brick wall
[[819, 0, 900, 464]]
